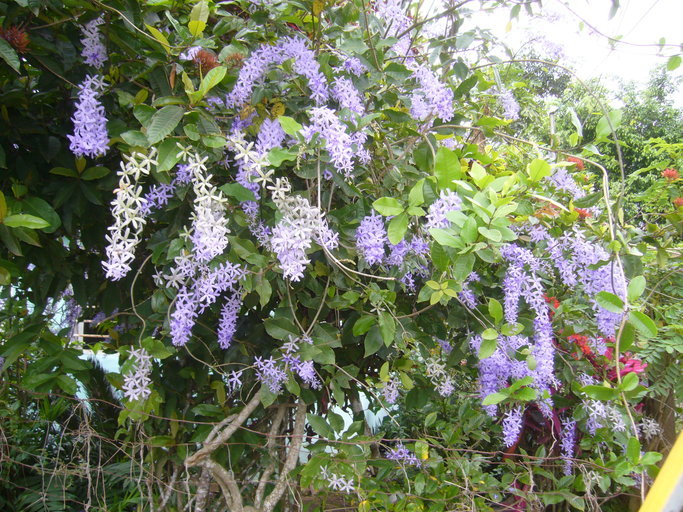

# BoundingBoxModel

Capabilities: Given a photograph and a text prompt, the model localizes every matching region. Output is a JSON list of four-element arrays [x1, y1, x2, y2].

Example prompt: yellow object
[[640, 430, 683, 512]]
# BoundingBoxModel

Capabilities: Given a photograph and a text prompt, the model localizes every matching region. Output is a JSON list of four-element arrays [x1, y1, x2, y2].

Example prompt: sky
[[461, 0, 683, 103]]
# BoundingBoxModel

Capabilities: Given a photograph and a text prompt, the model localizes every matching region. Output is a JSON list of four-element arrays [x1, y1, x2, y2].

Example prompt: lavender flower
[[122, 348, 152, 402], [80, 17, 107, 69], [254, 356, 288, 394], [355, 213, 387, 265], [386, 443, 422, 467], [301, 107, 356, 178], [459, 272, 480, 309], [68, 75, 109, 158], [217, 292, 243, 349], [386, 240, 411, 267], [227, 370, 242, 393], [546, 167, 585, 200], [383, 376, 401, 404], [560, 418, 577, 475], [332, 76, 365, 116], [498, 88, 520, 120], [436, 338, 453, 354], [341, 56, 367, 76], [502, 407, 524, 447], [426, 190, 462, 230], [410, 65, 454, 122]]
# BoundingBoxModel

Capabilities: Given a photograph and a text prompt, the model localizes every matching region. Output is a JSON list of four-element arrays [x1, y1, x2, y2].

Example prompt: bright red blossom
[[575, 208, 592, 219], [661, 168, 680, 181], [674, 197, 683, 208], [567, 156, 585, 171]]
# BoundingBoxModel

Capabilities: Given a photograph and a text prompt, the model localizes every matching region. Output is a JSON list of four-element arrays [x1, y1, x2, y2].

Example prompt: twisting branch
[[254, 405, 288, 508], [261, 400, 307, 512], [185, 393, 261, 468]]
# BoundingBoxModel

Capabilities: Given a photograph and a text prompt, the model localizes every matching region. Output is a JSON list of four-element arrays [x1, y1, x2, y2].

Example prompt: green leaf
[[568, 108, 583, 137], [145, 24, 171, 54], [460, 216, 478, 244], [408, 179, 425, 206], [188, 0, 209, 35], [313, 345, 335, 365], [0, 38, 20, 73], [666, 55, 681, 71], [620, 372, 639, 392], [353, 315, 375, 336], [596, 291, 624, 313], [141, 337, 175, 359], [373, 197, 404, 216], [378, 311, 396, 346], [198, 66, 227, 99], [620, 321, 636, 351], [387, 212, 409, 244], [157, 138, 182, 172], [219, 183, 256, 202], [482, 392, 507, 406], [81, 166, 110, 181], [482, 328, 498, 340], [424, 411, 437, 428], [627, 276, 646, 303], [268, 148, 297, 166], [120, 130, 150, 147], [581, 384, 617, 401], [596, 109, 622, 139], [514, 387, 537, 401], [478, 336, 497, 359], [3, 214, 49, 230], [433, 147, 461, 190], [527, 159, 551, 181], [628, 311, 658, 338], [21, 197, 60, 233], [278, 116, 302, 136], [146, 106, 185, 144], [364, 325, 383, 357], [264, 317, 299, 340], [626, 437, 640, 464], [477, 226, 502, 242], [429, 228, 462, 248], [488, 299, 503, 324]]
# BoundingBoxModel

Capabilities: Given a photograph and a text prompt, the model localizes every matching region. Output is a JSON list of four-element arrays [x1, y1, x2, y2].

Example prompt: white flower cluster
[[122, 348, 152, 402], [103, 149, 158, 280], [187, 153, 230, 263], [638, 417, 662, 441], [424, 356, 455, 397], [269, 178, 339, 281], [320, 466, 355, 493]]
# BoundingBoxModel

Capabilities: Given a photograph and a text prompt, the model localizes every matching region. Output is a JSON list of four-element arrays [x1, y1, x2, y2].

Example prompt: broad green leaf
[[373, 197, 404, 216], [434, 147, 461, 190], [568, 108, 583, 137], [198, 66, 227, 97], [581, 384, 617, 401], [21, 197, 60, 233], [387, 212, 409, 244], [478, 336, 497, 359], [424, 411, 437, 428], [429, 228, 461, 248], [482, 328, 498, 340], [482, 391, 507, 406], [268, 148, 297, 166], [460, 216, 478, 244], [145, 24, 171, 54], [364, 325, 383, 357], [120, 130, 150, 147], [596, 109, 622, 139], [667, 55, 681, 71], [626, 437, 640, 464], [514, 387, 537, 401], [264, 317, 298, 340], [157, 138, 182, 172], [278, 116, 302, 136], [0, 191, 6, 223], [527, 159, 551, 181], [3, 214, 49, 230], [596, 291, 624, 313], [353, 315, 375, 336], [620, 372, 639, 392], [81, 166, 110, 181], [408, 179, 425, 206], [628, 311, 658, 338], [0, 38, 20, 73], [488, 299, 503, 324], [627, 276, 646, 303], [146, 106, 185, 144], [378, 311, 396, 346], [219, 183, 256, 202]]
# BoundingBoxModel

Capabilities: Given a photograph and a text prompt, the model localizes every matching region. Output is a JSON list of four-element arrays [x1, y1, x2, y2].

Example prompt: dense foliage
[[0, 0, 681, 511]]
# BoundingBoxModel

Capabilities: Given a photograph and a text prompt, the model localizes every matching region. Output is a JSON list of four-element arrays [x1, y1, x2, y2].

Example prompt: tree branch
[[255, 405, 287, 509], [260, 400, 307, 512]]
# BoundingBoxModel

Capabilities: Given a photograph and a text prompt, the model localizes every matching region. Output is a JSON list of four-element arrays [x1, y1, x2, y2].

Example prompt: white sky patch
[[450, 0, 683, 103]]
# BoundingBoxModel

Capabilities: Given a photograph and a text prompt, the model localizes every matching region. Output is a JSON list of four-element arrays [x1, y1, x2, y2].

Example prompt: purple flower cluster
[[425, 356, 455, 397], [254, 356, 289, 394], [386, 443, 422, 467], [169, 262, 245, 347], [257, 118, 287, 151], [68, 75, 109, 158], [340, 56, 367, 76], [281, 335, 321, 389], [546, 168, 586, 200], [80, 16, 107, 69], [332, 77, 365, 116], [217, 291, 243, 349], [502, 407, 524, 447], [436, 338, 453, 354], [122, 348, 152, 402], [301, 107, 355, 178], [560, 418, 577, 475], [459, 271, 480, 309], [410, 65, 454, 122], [498, 88, 520, 120], [426, 190, 462, 230], [226, 36, 328, 108], [382, 376, 401, 404], [355, 213, 387, 265]]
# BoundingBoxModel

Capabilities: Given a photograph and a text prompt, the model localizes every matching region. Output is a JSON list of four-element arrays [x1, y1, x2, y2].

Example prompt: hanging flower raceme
[[80, 16, 107, 69], [68, 75, 110, 158], [122, 348, 152, 402], [355, 212, 387, 265]]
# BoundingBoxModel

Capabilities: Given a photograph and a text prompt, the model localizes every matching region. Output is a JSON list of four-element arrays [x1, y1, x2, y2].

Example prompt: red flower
[[674, 197, 683, 208], [568, 334, 592, 356], [0, 26, 29, 53], [567, 157, 585, 171], [662, 168, 680, 181], [575, 208, 592, 219]]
